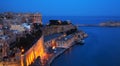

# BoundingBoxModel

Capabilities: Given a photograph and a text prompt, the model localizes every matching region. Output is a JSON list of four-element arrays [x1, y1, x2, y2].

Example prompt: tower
[[32, 13, 42, 24]]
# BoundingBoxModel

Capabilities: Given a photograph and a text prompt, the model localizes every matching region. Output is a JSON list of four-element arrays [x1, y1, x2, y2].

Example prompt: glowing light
[[64, 34, 66, 37], [21, 49, 24, 52], [52, 46, 56, 50], [58, 20, 61, 24]]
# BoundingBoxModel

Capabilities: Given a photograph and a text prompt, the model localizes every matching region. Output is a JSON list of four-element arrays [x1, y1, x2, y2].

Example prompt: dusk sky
[[0, 0, 120, 16]]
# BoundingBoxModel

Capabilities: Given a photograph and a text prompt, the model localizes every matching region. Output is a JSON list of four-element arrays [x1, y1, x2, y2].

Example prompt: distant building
[[0, 30, 4, 35], [42, 24, 76, 36], [10, 25, 25, 32], [0, 35, 9, 59], [30, 13, 42, 24]]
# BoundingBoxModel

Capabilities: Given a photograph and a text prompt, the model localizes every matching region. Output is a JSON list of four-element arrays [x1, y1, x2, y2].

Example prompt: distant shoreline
[[77, 21, 120, 27]]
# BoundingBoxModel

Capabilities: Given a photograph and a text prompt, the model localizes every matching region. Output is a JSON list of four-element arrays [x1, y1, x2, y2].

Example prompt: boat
[[75, 39, 85, 45]]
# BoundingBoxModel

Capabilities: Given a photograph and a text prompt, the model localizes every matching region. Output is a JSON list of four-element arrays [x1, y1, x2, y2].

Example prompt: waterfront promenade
[[47, 42, 75, 66], [32, 42, 76, 66]]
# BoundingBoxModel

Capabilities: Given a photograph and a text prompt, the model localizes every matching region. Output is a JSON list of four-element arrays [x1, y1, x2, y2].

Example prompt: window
[[0, 49, 2, 53]]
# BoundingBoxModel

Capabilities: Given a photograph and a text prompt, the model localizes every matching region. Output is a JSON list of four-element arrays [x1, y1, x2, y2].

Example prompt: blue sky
[[0, 0, 120, 16]]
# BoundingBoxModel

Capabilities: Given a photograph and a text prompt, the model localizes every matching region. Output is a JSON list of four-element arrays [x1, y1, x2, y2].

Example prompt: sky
[[0, 0, 120, 16]]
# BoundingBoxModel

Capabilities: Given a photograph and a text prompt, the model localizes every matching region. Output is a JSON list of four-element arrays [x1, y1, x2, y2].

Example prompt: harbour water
[[51, 27, 120, 66]]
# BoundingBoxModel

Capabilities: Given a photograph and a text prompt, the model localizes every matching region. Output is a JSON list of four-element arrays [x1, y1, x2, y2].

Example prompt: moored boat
[[75, 39, 85, 45]]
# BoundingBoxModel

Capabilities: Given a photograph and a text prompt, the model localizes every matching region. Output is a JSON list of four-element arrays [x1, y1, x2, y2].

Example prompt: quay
[[47, 42, 75, 66], [46, 33, 87, 66]]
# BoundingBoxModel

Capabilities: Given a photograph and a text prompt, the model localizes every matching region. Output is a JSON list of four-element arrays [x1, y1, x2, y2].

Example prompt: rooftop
[[0, 35, 9, 40], [57, 35, 73, 41], [44, 33, 62, 42]]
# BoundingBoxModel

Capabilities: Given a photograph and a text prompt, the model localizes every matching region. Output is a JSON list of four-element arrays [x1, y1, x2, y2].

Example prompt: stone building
[[0, 35, 9, 59], [56, 35, 75, 48], [42, 24, 76, 36]]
